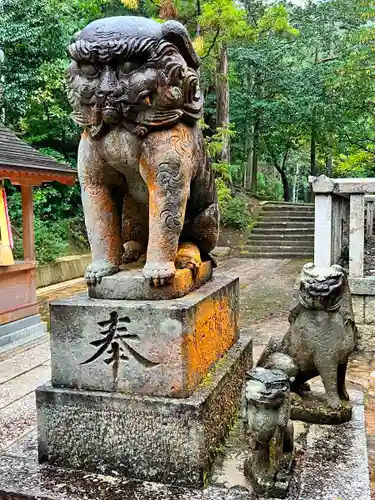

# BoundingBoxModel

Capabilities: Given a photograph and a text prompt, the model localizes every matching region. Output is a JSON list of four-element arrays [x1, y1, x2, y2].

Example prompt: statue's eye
[[80, 64, 99, 78], [117, 62, 140, 75]]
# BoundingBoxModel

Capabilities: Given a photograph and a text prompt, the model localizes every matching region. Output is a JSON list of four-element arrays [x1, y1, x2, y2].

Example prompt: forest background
[[0, 0, 373, 263]]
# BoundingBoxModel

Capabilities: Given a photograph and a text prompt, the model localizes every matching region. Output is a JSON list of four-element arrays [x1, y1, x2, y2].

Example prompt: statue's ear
[[162, 20, 200, 69], [70, 31, 82, 44]]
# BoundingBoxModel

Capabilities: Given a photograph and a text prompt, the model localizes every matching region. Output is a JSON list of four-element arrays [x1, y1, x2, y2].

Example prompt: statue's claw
[[327, 394, 342, 410], [142, 261, 176, 287], [85, 260, 118, 286]]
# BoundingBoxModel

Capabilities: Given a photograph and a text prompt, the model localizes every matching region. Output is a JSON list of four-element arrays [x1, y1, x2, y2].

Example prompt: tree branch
[[344, 132, 375, 155], [202, 27, 220, 59]]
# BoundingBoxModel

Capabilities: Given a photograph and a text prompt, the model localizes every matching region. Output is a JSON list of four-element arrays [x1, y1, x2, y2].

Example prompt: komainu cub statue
[[242, 367, 294, 498], [67, 16, 219, 286], [258, 263, 358, 423]]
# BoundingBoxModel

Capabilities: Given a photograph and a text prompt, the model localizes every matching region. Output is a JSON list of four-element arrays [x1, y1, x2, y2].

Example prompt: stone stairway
[[242, 202, 315, 258]]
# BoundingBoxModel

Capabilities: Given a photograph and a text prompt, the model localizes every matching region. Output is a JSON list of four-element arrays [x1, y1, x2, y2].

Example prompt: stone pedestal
[[37, 338, 252, 488], [49, 276, 239, 398], [37, 275, 252, 487]]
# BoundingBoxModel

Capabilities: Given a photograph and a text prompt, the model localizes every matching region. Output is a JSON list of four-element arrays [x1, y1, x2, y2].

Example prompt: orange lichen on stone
[[184, 295, 237, 390], [176, 242, 202, 271]]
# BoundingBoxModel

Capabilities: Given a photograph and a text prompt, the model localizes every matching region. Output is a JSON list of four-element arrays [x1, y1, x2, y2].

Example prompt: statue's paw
[[327, 394, 342, 411], [122, 240, 145, 264], [339, 387, 350, 401], [142, 261, 176, 287], [85, 260, 118, 286], [175, 242, 202, 275]]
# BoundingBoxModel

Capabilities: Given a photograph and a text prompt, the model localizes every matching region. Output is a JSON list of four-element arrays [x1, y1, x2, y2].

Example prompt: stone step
[[251, 225, 314, 236], [254, 221, 315, 229], [248, 233, 314, 240], [245, 240, 313, 248], [240, 250, 313, 258], [262, 206, 315, 214], [262, 210, 314, 217], [244, 244, 313, 253], [263, 203, 314, 209], [259, 216, 315, 223]]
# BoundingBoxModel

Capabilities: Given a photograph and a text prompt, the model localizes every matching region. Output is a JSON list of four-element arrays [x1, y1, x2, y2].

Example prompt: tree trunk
[[250, 119, 259, 193], [216, 43, 230, 164], [326, 148, 333, 176], [280, 168, 290, 201], [310, 124, 317, 176], [292, 163, 299, 202]]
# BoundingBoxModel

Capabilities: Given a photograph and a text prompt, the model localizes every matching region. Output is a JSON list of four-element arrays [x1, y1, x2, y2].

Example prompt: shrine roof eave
[[0, 164, 77, 186]]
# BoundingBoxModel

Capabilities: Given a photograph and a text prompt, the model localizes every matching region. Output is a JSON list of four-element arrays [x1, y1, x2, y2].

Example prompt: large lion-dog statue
[[67, 16, 219, 286]]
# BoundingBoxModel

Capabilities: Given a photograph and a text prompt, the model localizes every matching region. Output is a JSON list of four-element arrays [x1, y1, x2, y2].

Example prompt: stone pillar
[[366, 200, 374, 237], [331, 195, 345, 265], [314, 194, 333, 267], [349, 194, 365, 278]]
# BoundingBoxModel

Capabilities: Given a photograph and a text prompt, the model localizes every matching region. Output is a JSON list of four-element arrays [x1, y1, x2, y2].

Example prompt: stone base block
[[0, 314, 46, 351], [244, 455, 293, 499], [0, 386, 370, 500], [37, 338, 252, 488], [50, 275, 239, 398], [291, 392, 352, 425], [89, 261, 213, 300]]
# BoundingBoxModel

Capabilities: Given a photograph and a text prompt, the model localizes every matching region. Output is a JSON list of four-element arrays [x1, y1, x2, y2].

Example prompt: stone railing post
[[314, 193, 333, 267], [309, 175, 335, 267], [349, 194, 365, 278], [365, 196, 375, 237], [331, 195, 346, 265]]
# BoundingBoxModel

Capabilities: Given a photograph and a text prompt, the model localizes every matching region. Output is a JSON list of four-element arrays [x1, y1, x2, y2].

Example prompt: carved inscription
[[82, 311, 159, 390]]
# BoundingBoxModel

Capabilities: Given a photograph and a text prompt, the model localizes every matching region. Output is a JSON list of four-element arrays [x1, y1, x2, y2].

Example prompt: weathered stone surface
[[88, 261, 213, 300], [365, 296, 375, 324], [50, 275, 239, 398], [313, 195, 333, 268], [291, 392, 352, 425], [243, 368, 294, 498], [0, 314, 47, 350], [299, 387, 371, 500], [349, 278, 375, 295], [212, 247, 231, 258], [0, 387, 369, 500], [67, 16, 219, 288], [36, 338, 252, 488], [310, 174, 375, 195], [258, 263, 358, 417], [356, 325, 375, 352], [352, 295, 365, 324]]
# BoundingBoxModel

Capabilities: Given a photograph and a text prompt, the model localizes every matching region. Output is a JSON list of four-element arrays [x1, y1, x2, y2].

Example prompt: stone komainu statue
[[67, 16, 219, 286], [242, 367, 294, 497], [258, 263, 358, 411]]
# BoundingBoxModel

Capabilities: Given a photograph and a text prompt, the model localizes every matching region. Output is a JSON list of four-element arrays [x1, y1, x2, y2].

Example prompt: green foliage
[[6, 184, 88, 264], [220, 194, 252, 230], [1, 0, 374, 260], [216, 178, 252, 230]]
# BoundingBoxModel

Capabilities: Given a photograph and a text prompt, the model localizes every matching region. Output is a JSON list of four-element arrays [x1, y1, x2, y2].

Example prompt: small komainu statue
[[258, 263, 358, 423], [67, 16, 219, 286], [242, 367, 294, 498]]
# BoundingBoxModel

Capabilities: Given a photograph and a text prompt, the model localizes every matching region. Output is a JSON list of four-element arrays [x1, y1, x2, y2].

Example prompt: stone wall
[[36, 254, 91, 288], [352, 294, 375, 352]]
